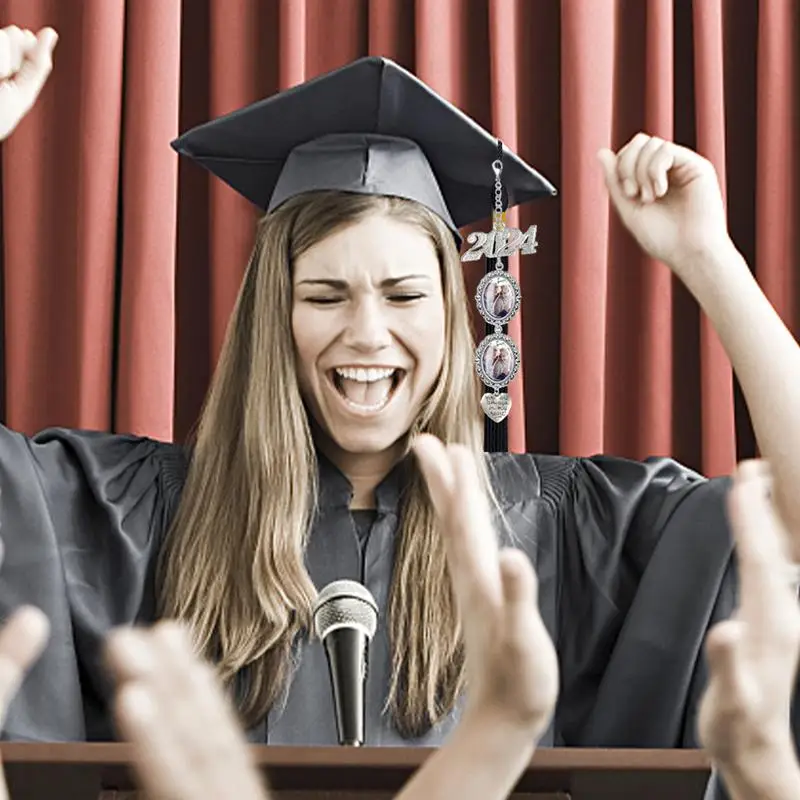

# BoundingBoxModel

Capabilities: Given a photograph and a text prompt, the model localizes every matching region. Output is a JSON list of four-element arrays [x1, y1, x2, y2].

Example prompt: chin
[[327, 427, 408, 457]]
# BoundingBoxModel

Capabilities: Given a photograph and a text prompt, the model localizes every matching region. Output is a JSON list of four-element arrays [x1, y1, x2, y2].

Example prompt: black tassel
[[483, 139, 508, 453]]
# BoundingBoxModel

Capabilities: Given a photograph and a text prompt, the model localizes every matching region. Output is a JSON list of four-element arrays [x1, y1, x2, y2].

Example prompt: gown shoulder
[[487, 450, 735, 747], [0, 425, 188, 740]]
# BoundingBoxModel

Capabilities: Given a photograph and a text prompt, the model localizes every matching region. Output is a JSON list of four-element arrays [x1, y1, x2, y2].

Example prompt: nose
[[343, 295, 393, 352]]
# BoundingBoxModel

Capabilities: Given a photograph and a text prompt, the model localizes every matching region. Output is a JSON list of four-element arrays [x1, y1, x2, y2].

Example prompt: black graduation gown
[[0, 425, 738, 746]]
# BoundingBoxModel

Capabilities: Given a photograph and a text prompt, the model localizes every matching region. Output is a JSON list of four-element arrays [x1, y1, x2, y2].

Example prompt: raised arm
[[599, 135, 800, 559]]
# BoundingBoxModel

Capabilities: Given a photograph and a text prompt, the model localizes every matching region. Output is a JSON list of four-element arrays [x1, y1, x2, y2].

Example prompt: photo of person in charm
[[493, 281, 514, 319], [482, 275, 515, 321], [483, 341, 514, 383]]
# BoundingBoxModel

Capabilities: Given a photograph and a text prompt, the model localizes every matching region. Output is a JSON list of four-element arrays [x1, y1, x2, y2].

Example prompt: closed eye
[[304, 294, 426, 306], [388, 294, 425, 303]]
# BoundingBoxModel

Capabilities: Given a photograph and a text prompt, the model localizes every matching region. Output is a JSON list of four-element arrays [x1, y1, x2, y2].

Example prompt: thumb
[[412, 434, 456, 519], [499, 549, 536, 608], [499, 549, 546, 637], [704, 620, 744, 689], [597, 148, 629, 212], [28, 27, 57, 76]]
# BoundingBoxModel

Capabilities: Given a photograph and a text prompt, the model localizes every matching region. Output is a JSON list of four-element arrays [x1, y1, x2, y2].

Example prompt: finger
[[446, 445, 502, 607], [0, 31, 9, 80], [34, 27, 58, 61], [499, 549, 556, 648], [498, 549, 560, 717], [143, 623, 207, 737], [0, 607, 50, 722], [633, 136, 665, 203], [704, 620, 746, 695], [415, 438, 502, 630], [498, 549, 541, 638], [112, 626, 209, 796], [597, 149, 629, 212], [115, 682, 205, 799], [728, 460, 795, 625], [0, 28, 26, 80], [104, 627, 159, 684], [646, 143, 677, 198], [144, 623, 264, 798], [616, 132, 651, 198], [9, 27, 58, 113], [499, 549, 537, 608], [413, 434, 456, 516], [7, 27, 26, 74]]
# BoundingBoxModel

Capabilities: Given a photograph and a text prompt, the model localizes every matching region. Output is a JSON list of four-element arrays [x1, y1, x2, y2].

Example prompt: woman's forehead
[[293, 216, 439, 283]]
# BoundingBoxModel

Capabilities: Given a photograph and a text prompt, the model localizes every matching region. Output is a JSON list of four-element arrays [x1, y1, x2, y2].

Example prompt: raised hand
[[698, 461, 800, 799], [413, 435, 558, 738], [598, 133, 731, 273], [105, 623, 270, 800], [0, 606, 50, 800], [0, 25, 58, 142]]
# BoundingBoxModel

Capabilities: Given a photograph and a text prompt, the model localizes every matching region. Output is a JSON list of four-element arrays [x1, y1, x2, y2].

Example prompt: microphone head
[[313, 580, 379, 641]]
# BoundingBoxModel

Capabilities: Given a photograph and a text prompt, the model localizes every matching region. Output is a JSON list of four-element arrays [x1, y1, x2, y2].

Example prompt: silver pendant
[[474, 333, 520, 390], [465, 156, 536, 424], [475, 270, 521, 326], [481, 392, 512, 422]]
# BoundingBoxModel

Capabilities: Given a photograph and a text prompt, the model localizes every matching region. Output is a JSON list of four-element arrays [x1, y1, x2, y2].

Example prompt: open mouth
[[328, 366, 406, 414]]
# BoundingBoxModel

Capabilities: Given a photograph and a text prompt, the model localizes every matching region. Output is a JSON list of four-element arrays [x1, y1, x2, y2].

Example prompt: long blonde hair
[[158, 191, 487, 736]]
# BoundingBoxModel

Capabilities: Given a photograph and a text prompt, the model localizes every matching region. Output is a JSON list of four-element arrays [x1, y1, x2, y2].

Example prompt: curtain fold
[[116, 0, 181, 440], [0, 0, 796, 477]]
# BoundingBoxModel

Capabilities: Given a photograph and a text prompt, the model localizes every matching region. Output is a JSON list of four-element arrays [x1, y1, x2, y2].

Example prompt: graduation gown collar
[[315, 447, 411, 514]]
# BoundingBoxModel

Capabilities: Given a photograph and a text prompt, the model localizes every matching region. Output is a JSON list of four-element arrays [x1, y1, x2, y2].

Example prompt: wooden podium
[[0, 743, 711, 800]]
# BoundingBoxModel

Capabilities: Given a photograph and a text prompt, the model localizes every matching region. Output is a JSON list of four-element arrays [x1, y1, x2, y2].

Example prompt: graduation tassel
[[461, 139, 538, 453], [484, 141, 509, 452], [483, 323, 510, 449]]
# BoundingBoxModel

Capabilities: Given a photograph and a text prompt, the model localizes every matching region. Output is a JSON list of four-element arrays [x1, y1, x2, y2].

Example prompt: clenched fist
[[0, 25, 58, 142], [598, 133, 732, 274]]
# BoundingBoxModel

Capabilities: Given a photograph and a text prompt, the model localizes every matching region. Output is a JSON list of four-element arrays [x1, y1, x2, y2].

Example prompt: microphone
[[312, 580, 379, 746]]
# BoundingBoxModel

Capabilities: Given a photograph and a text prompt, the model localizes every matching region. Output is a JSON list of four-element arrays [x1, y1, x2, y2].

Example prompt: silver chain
[[491, 159, 504, 272], [492, 159, 504, 214]]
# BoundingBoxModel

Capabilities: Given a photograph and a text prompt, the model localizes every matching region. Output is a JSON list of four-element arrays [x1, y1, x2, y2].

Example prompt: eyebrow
[[296, 275, 433, 289]]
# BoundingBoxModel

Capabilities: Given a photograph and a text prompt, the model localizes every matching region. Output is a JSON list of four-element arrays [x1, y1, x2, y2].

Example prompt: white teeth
[[334, 367, 397, 383]]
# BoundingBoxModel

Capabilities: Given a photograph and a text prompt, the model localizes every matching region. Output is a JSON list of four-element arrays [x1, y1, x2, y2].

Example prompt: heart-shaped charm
[[480, 392, 512, 423]]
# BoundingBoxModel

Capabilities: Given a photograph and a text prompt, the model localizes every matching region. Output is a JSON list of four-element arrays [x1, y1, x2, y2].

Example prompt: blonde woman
[[2, 26, 800, 754]]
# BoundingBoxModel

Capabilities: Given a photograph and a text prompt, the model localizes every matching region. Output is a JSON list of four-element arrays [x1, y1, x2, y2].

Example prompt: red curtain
[[0, 0, 797, 477]]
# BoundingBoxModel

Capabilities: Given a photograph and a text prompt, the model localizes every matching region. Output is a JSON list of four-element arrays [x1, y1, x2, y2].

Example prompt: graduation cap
[[171, 56, 556, 236]]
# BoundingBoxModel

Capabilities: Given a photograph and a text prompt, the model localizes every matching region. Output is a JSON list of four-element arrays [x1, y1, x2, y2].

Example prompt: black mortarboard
[[171, 56, 556, 234]]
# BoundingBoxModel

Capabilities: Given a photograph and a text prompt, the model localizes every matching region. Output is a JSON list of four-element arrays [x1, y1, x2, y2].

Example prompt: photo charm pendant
[[463, 150, 538, 424], [475, 269, 521, 327], [475, 333, 520, 391]]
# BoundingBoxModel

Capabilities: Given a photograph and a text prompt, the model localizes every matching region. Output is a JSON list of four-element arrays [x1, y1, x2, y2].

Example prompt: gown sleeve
[[555, 455, 737, 748], [0, 425, 186, 741]]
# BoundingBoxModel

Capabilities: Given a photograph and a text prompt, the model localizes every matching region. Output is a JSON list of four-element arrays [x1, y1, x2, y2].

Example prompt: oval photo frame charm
[[475, 333, 521, 390], [475, 270, 521, 326]]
